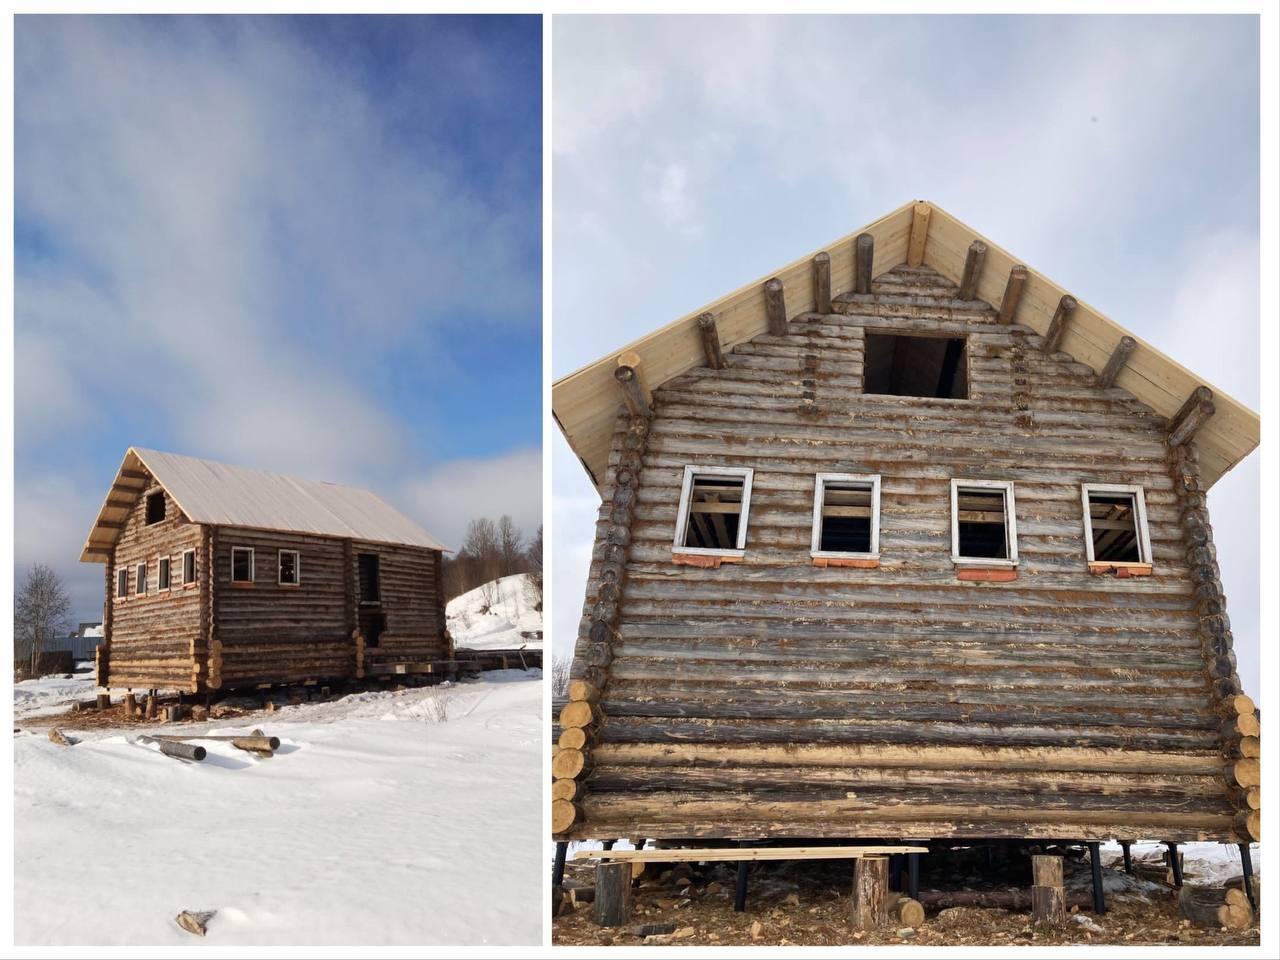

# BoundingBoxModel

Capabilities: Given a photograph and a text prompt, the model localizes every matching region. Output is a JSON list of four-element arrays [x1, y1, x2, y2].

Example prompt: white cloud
[[399, 447, 543, 552]]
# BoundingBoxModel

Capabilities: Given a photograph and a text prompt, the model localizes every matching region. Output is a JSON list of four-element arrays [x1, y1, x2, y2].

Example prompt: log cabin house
[[551, 200, 1261, 851], [81, 447, 450, 692]]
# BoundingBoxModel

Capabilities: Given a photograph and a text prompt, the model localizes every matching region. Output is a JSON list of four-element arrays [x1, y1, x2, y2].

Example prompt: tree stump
[[145, 695, 157, 720], [123, 693, 138, 719], [594, 861, 633, 927], [95, 693, 111, 710], [851, 856, 889, 931]]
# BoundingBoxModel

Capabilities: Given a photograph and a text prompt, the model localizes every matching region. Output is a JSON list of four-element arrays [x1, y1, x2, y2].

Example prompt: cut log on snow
[[175, 910, 215, 937], [1178, 886, 1252, 929], [594, 861, 634, 927], [851, 855, 889, 931], [141, 737, 206, 762], [47, 728, 76, 746]]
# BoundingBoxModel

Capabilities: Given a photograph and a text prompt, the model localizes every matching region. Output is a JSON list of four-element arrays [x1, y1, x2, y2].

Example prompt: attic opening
[[1084, 486, 1150, 563], [358, 553, 381, 603], [864, 333, 968, 399], [145, 491, 166, 525], [675, 468, 753, 553], [952, 481, 1016, 562]]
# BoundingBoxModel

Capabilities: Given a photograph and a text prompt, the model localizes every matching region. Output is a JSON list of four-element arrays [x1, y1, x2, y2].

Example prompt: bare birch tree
[[15, 563, 72, 677]]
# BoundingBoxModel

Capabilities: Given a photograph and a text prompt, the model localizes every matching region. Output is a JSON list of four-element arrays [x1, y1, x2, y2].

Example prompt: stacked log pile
[[1167, 438, 1259, 843], [553, 411, 651, 837]]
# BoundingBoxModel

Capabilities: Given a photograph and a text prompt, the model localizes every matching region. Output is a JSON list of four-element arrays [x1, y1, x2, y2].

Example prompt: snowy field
[[447, 573, 543, 652], [14, 670, 543, 946]]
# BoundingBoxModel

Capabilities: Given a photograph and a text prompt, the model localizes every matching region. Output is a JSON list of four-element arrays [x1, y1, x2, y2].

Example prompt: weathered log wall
[[211, 526, 354, 686], [101, 477, 203, 690], [564, 263, 1245, 842], [351, 539, 449, 670]]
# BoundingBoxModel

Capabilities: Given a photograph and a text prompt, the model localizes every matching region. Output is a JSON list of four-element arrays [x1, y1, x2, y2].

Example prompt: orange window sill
[[672, 553, 740, 569], [1088, 561, 1153, 578], [812, 556, 880, 569], [230, 581, 256, 588], [956, 567, 1019, 582]]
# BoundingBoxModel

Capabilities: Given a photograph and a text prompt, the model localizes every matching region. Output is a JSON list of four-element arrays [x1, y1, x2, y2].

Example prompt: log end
[[551, 798, 579, 835]]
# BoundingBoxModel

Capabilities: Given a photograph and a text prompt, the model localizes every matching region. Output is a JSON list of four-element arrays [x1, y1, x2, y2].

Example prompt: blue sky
[[552, 14, 1262, 696], [15, 15, 542, 622]]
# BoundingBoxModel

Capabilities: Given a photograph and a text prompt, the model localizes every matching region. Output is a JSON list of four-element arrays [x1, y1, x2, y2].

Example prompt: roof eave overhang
[[552, 199, 1260, 493]]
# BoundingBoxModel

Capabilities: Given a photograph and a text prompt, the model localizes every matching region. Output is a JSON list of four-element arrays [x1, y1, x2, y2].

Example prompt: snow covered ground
[[447, 573, 543, 651], [14, 671, 543, 946], [14, 662, 102, 719]]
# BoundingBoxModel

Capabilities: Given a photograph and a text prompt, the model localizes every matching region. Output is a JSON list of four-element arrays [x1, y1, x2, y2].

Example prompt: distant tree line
[[442, 515, 543, 610], [14, 563, 72, 678]]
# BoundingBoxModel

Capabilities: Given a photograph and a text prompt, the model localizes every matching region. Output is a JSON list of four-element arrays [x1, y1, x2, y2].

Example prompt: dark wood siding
[[102, 476, 203, 689], [351, 540, 448, 670], [563, 263, 1239, 843]]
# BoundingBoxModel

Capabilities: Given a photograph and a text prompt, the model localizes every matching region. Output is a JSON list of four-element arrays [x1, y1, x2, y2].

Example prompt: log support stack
[[1030, 855, 1065, 928], [1178, 884, 1252, 930], [554, 410, 652, 839], [851, 856, 889, 931], [1168, 441, 1260, 843]]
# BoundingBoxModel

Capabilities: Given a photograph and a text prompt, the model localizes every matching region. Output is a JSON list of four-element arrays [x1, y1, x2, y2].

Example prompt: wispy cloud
[[15, 15, 542, 618]]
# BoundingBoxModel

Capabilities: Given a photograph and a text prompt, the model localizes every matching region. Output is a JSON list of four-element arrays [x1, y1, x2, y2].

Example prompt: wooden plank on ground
[[573, 845, 928, 863]]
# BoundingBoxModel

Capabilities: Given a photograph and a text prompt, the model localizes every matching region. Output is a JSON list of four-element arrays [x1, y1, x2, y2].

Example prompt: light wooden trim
[[278, 549, 301, 586], [672, 465, 754, 558], [575, 845, 929, 864], [1081, 483, 1152, 565], [810, 472, 881, 561], [230, 546, 255, 584], [907, 202, 931, 266], [950, 478, 1019, 566]]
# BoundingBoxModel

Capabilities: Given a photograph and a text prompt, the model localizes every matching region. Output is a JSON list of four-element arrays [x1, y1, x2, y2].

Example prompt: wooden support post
[[1168, 386, 1215, 446], [1121, 842, 1132, 875], [996, 265, 1029, 325], [552, 841, 568, 889], [812, 252, 832, 314], [1166, 841, 1184, 887], [854, 233, 874, 294], [614, 365, 651, 420], [123, 693, 138, 719], [851, 855, 889, 931], [696, 312, 724, 369], [907, 202, 931, 266], [1031, 855, 1066, 927], [593, 861, 633, 927], [95, 693, 110, 711], [1088, 842, 1106, 914], [764, 278, 787, 336], [1042, 294, 1077, 353], [888, 853, 901, 892], [1097, 335, 1137, 388], [958, 240, 987, 300]]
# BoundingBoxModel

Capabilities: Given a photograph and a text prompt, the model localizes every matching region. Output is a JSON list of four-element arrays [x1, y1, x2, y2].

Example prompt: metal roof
[[81, 447, 447, 562]]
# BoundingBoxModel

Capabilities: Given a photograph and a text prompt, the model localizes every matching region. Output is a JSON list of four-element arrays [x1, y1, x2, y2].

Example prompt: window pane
[[682, 475, 745, 550], [135, 564, 146, 593], [146, 492, 165, 525], [280, 551, 298, 584], [819, 482, 873, 553], [956, 488, 1009, 559], [159, 558, 171, 589], [117, 570, 128, 597], [232, 550, 252, 582], [183, 551, 195, 584], [864, 333, 968, 399], [1089, 492, 1142, 562]]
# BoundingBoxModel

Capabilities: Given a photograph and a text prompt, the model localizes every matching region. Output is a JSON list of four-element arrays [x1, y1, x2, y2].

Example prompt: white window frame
[[181, 548, 197, 586], [950, 478, 1019, 567], [672, 465, 754, 558], [1081, 483, 1152, 565], [135, 561, 147, 595], [278, 549, 301, 585], [230, 546, 255, 584], [116, 567, 129, 599], [810, 472, 881, 560], [158, 556, 172, 591]]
